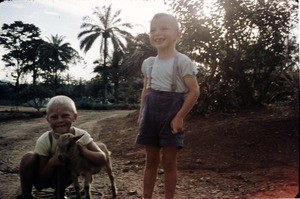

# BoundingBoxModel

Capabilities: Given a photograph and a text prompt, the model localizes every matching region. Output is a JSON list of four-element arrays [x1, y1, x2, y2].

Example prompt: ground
[[0, 105, 298, 199]]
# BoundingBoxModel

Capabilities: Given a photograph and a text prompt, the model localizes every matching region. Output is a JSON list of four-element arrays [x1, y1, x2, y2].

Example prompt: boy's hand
[[76, 142, 85, 155], [171, 116, 184, 134]]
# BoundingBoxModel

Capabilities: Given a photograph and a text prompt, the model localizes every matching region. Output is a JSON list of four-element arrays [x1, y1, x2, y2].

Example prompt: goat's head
[[56, 133, 84, 163]]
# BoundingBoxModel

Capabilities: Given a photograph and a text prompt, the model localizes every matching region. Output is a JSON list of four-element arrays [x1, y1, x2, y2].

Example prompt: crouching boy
[[17, 95, 107, 199]]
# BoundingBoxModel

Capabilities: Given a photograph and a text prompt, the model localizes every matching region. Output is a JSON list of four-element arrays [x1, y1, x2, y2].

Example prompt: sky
[[0, 0, 170, 82]]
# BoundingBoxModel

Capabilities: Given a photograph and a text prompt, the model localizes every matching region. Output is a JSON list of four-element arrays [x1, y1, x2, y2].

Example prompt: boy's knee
[[20, 152, 38, 169], [161, 158, 177, 172], [35, 167, 72, 191], [101, 151, 108, 161], [145, 157, 160, 168]]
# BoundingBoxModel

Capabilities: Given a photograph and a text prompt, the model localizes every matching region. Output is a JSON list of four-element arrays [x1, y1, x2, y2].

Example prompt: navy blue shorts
[[136, 89, 185, 149]]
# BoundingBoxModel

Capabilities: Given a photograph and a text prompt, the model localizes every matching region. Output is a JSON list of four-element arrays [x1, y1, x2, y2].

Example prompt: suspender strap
[[148, 58, 155, 88], [48, 131, 53, 155], [171, 55, 178, 92], [148, 67, 153, 89]]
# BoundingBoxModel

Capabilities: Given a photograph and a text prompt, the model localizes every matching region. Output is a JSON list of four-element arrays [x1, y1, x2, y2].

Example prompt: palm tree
[[38, 34, 79, 94], [78, 4, 133, 103]]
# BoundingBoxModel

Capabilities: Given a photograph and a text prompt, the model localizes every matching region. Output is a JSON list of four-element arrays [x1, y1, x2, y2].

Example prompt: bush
[[75, 97, 138, 110]]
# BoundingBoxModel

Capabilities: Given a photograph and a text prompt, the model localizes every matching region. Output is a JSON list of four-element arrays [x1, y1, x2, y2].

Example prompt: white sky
[[0, 0, 170, 82]]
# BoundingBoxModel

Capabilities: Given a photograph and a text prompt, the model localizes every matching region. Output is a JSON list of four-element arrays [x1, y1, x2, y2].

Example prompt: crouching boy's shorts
[[136, 89, 185, 149]]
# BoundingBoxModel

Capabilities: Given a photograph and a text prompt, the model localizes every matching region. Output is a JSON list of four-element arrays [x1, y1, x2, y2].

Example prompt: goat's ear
[[73, 134, 84, 142]]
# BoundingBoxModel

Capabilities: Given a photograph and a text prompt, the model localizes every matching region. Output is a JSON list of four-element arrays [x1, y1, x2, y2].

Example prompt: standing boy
[[136, 13, 200, 199], [17, 95, 107, 199]]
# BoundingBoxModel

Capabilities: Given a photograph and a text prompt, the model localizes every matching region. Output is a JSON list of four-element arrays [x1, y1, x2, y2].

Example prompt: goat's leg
[[105, 157, 117, 198], [71, 174, 81, 199], [99, 143, 117, 198], [83, 173, 93, 199]]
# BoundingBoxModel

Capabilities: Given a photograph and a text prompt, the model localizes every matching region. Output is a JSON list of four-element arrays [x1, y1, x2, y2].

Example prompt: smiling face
[[149, 14, 181, 52], [46, 104, 77, 134]]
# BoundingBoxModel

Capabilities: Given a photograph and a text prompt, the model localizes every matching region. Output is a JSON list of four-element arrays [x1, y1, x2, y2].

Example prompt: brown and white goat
[[55, 133, 117, 199]]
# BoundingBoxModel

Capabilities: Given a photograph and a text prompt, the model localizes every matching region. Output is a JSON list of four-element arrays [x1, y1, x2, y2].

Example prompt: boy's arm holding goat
[[34, 130, 106, 182], [76, 138, 108, 166]]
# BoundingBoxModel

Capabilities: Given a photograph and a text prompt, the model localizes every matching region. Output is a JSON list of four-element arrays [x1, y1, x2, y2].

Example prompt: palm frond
[[78, 3, 133, 68]]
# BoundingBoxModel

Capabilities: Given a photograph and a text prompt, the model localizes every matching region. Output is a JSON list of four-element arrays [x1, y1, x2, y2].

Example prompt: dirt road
[[0, 107, 298, 199]]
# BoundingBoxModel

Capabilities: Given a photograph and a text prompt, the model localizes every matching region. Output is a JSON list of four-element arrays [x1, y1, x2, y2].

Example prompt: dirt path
[[0, 107, 299, 199]]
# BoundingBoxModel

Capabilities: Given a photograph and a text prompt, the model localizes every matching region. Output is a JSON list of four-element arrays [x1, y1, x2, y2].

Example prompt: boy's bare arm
[[137, 76, 148, 125], [178, 76, 200, 118], [140, 76, 148, 109], [171, 76, 200, 133], [79, 141, 106, 166]]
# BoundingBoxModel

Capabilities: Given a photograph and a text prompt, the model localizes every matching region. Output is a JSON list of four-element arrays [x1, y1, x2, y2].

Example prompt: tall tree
[[21, 38, 44, 85], [110, 49, 124, 102], [38, 34, 80, 94], [168, 0, 298, 113], [0, 21, 41, 87], [78, 4, 133, 103]]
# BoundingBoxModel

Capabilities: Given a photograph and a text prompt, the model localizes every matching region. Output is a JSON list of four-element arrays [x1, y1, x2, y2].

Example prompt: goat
[[55, 133, 117, 199]]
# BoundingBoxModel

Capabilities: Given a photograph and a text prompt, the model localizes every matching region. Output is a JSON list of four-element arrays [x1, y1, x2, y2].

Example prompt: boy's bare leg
[[162, 147, 178, 199], [143, 146, 160, 199], [19, 152, 37, 196], [55, 166, 67, 199]]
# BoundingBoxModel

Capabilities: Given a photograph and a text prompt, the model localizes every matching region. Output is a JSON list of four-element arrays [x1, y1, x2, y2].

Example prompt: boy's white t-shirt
[[141, 53, 198, 93], [34, 127, 93, 156]]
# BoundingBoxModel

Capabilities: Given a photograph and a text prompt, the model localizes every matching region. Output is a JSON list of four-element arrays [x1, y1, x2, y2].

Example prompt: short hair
[[46, 95, 77, 114], [151, 13, 180, 31]]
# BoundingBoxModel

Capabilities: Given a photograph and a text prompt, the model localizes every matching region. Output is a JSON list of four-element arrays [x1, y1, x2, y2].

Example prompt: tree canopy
[[164, 0, 299, 113], [0, 21, 42, 87], [38, 34, 80, 94]]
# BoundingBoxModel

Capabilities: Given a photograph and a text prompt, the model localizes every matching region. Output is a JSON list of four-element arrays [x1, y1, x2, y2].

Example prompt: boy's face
[[149, 16, 181, 50], [46, 104, 77, 134]]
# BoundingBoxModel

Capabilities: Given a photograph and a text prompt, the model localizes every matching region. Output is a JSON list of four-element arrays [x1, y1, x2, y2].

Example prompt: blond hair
[[46, 95, 77, 114], [151, 13, 180, 31]]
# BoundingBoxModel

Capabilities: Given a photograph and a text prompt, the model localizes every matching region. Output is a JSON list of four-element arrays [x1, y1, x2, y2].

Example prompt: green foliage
[[266, 69, 299, 105], [75, 97, 137, 110], [168, 0, 299, 114], [38, 34, 81, 94], [117, 77, 143, 104], [78, 4, 133, 58], [0, 22, 81, 92], [194, 76, 241, 115], [0, 21, 42, 87], [18, 84, 52, 111], [0, 81, 14, 105]]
